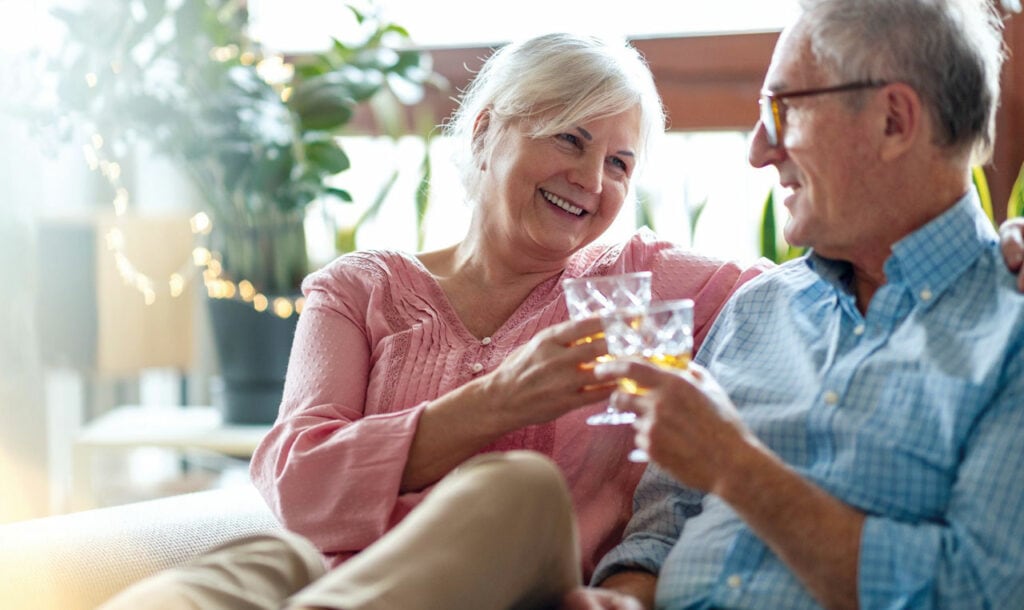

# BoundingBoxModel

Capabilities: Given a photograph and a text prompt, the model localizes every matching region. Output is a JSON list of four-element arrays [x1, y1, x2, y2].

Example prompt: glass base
[[586, 409, 637, 426]]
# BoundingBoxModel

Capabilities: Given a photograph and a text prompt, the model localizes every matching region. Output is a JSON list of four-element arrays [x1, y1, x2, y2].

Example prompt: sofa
[[0, 484, 282, 610]]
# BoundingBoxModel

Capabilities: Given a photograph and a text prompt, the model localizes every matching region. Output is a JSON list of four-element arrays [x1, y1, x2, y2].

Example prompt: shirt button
[[481, 337, 492, 346], [920, 288, 933, 301], [823, 390, 839, 406], [471, 362, 484, 374], [853, 324, 865, 336], [727, 574, 742, 589]]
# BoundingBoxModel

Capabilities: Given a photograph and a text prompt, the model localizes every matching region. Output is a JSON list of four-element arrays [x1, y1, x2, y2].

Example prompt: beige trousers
[[98, 451, 582, 610]]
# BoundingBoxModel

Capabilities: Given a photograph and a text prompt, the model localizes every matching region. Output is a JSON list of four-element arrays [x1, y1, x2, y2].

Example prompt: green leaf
[[289, 76, 357, 131], [972, 165, 996, 226], [1008, 161, 1024, 219], [760, 189, 778, 262], [634, 193, 655, 232], [416, 147, 432, 250], [688, 197, 708, 243], [305, 140, 351, 174], [325, 187, 353, 203]]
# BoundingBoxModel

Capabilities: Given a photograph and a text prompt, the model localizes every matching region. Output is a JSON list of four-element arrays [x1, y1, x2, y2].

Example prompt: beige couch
[[0, 484, 281, 610]]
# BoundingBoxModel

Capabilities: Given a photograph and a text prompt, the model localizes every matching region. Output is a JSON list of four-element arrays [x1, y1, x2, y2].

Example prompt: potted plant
[[41, 0, 442, 423]]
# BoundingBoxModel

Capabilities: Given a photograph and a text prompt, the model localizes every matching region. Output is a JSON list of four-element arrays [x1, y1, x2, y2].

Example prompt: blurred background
[[1, 0, 1020, 523]]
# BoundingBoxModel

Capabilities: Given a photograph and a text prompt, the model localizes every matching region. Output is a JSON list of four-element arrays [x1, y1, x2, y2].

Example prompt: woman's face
[[476, 107, 642, 263]]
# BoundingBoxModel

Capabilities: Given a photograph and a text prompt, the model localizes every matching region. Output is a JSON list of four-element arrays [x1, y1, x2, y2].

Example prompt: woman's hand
[[1000, 217, 1024, 291], [482, 316, 617, 430], [404, 316, 615, 491]]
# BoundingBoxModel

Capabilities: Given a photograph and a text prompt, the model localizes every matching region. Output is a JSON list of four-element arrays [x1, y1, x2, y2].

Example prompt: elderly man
[[582, 1, 1024, 609]]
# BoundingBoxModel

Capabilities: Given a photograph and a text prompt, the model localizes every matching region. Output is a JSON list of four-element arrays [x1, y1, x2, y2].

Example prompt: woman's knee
[[456, 451, 571, 512]]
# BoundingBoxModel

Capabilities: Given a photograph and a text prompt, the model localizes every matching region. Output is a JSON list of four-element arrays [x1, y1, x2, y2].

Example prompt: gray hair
[[798, 0, 1005, 163], [443, 33, 665, 203]]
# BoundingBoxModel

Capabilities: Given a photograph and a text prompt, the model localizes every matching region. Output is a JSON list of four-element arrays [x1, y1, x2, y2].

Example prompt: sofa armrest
[[0, 484, 281, 610]]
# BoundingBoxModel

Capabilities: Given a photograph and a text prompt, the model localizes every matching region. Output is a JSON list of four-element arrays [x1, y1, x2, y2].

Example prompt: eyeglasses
[[758, 80, 889, 147]]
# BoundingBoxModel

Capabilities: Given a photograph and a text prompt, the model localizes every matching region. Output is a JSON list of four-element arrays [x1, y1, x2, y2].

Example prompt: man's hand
[[999, 217, 1024, 291], [560, 587, 646, 610], [594, 358, 761, 494]]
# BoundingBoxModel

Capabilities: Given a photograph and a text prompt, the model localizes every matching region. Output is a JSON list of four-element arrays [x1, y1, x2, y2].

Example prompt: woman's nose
[[569, 153, 604, 194]]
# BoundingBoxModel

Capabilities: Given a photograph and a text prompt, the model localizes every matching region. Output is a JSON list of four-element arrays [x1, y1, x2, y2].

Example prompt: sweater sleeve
[[249, 254, 430, 563]]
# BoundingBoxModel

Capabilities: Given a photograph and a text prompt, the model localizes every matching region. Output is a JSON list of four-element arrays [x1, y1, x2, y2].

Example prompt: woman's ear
[[879, 82, 921, 161], [472, 109, 492, 169]]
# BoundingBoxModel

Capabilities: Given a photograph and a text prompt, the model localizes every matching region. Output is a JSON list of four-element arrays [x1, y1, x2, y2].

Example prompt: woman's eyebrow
[[575, 127, 635, 157]]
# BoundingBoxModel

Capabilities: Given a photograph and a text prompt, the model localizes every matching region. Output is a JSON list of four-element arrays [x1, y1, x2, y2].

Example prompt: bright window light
[[249, 0, 799, 51]]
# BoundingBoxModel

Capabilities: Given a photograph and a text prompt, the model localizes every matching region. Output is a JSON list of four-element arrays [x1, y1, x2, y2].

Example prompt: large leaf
[[289, 76, 359, 131]]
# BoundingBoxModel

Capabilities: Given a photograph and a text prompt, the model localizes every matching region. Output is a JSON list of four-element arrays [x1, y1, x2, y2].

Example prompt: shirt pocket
[[851, 368, 977, 519]]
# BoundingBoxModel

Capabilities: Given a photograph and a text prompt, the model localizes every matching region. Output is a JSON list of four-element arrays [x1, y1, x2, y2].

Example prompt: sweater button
[[471, 362, 484, 374], [481, 337, 492, 346]]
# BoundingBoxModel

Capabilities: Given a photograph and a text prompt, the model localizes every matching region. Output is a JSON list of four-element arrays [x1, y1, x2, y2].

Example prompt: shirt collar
[[804, 190, 998, 305]]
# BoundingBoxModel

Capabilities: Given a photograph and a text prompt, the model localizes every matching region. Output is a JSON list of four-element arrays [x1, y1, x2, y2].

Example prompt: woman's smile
[[541, 189, 587, 217]]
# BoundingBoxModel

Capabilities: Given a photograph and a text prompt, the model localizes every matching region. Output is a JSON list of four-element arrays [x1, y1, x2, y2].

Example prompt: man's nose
[[748, 119, 786, 169]]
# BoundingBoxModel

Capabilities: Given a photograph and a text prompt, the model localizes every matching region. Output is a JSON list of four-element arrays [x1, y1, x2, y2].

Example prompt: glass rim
[[600, 297, 694, 322], [560, 270, 653, 290]]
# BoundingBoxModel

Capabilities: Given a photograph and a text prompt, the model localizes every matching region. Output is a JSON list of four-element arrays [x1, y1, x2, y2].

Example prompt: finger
[[999, 219, 1024, 271], [594, 358, 691, 389], [609, 389, 643, 414], [549, 316, 606, 346], [571, 337, 610, 366]]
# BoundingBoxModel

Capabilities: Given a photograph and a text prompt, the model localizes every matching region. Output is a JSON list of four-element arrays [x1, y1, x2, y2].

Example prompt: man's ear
[[472, 109, 491, 169], [879, 82, 921, 161]]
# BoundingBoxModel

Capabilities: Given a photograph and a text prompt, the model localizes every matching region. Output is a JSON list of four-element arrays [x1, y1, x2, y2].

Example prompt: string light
[[72, 37, 307, 319], [82, 126, 305, 319]]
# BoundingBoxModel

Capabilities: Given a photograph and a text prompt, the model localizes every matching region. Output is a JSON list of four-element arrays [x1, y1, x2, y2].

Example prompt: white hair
[[798, 0, 1006, 163], [443, 33, 665, 203]]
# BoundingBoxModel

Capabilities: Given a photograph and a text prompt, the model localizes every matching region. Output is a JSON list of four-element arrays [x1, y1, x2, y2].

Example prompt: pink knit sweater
[[250, 229, 769, 580]]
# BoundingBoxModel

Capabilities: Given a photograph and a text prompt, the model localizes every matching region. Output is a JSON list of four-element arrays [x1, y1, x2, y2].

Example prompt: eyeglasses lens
[[759, 97, 779, 147]]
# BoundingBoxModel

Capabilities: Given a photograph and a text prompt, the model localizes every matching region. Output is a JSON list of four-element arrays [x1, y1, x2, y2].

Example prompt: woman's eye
[[610, 157, 628, 172], [556, 133, 582, 148]]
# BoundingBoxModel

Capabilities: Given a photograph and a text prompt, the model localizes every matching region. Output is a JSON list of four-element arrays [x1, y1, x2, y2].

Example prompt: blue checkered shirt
[[593, 192, 1024, 609]]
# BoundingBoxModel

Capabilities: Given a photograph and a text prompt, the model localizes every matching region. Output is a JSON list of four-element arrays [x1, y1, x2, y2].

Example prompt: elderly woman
[[99, 30, 1024, 610]]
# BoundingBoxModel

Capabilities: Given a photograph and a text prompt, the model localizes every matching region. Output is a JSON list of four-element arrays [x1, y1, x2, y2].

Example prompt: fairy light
[[75, 59, 307, 318], [238, 279, 256, 302], [272, 297, 293, 319], [253, 294, 269, 312]]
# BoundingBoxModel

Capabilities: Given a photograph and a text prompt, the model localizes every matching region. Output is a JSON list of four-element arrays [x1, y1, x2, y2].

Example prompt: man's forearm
[[718, 443, 865, 610]]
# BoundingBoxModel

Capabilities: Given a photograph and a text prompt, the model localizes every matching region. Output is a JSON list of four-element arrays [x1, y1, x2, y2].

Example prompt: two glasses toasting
[[562, 272, 694, 461]]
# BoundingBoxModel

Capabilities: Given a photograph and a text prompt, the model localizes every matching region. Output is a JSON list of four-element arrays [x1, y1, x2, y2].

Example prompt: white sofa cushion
[[0, 484, 281, 610]]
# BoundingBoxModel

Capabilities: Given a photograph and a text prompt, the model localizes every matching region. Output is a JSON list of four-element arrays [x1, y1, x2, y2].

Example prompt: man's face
[[748, 20, 883, 261]]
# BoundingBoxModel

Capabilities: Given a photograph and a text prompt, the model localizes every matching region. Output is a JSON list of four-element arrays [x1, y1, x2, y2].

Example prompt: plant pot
[[207, 297, 299, 425]]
